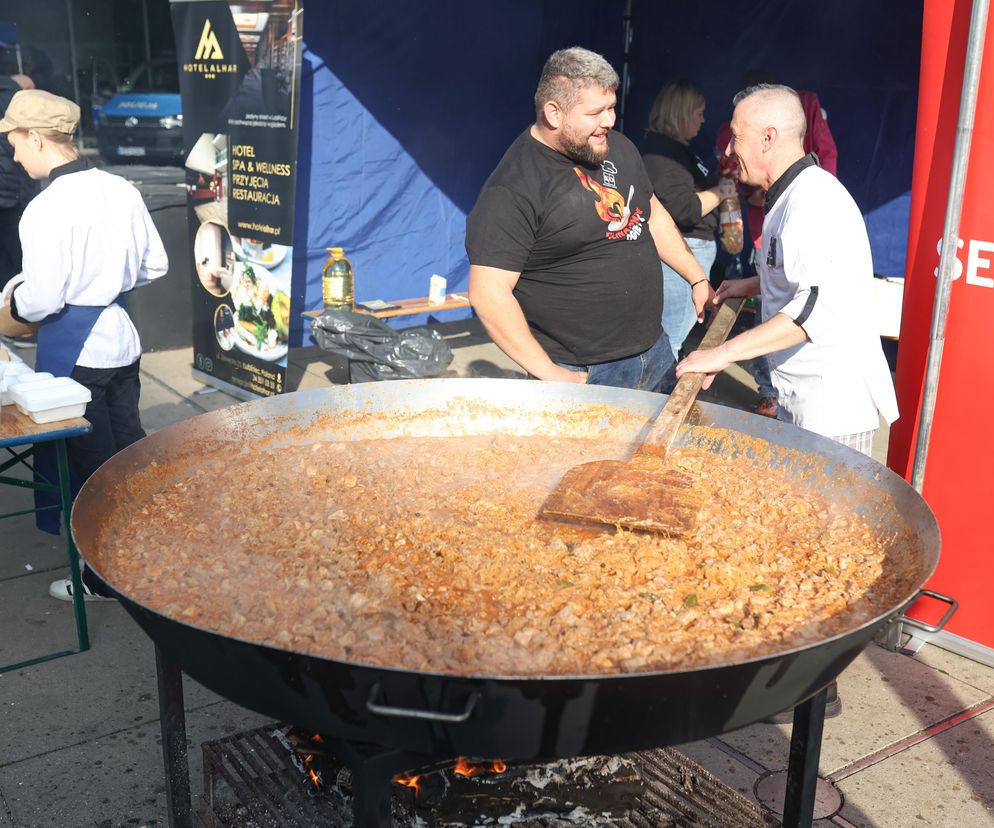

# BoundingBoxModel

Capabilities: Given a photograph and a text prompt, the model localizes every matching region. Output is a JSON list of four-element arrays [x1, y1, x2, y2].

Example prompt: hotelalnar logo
[[183, 18, 238, 79]]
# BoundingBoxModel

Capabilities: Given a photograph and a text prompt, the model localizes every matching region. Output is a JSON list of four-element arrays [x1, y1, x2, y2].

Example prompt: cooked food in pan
[[97, 427, 911, 677]]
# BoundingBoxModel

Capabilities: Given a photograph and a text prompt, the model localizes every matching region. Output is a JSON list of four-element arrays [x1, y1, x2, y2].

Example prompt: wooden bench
[[303, 292, 471, 321]]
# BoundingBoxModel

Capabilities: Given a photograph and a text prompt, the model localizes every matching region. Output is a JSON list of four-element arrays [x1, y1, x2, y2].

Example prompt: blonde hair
[[648, 80, 706, 141], [11, 126, 80, 160]]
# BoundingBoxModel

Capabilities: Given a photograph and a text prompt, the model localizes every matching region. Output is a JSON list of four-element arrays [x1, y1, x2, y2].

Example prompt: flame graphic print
[[573, 167, 645, 240]]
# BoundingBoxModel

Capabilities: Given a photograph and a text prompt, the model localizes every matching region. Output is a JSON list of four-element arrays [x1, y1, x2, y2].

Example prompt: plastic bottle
[[322, 247, 354, 311], [718, 178, 744, 256]]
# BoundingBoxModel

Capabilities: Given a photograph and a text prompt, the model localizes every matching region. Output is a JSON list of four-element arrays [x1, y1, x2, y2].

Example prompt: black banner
[[171, 0, 302, 398]]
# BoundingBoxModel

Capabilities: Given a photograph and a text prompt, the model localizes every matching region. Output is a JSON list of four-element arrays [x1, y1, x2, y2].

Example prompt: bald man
[[678, 84, 898, 723], [678, 84, 897, 456]]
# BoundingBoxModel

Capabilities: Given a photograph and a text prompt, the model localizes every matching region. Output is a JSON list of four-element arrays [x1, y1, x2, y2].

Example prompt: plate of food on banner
[[232, 236, 289, 269], [229, 262, 291, 362]]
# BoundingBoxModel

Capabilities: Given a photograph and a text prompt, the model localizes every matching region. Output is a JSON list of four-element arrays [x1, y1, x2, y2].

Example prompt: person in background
[[677, 85, 896, 721], [715, 69, 838, 418], [466, 47, 712, 392], [0, 89, 169, 601], [0, 73, 39, 297], [641, 80, 722, 360]]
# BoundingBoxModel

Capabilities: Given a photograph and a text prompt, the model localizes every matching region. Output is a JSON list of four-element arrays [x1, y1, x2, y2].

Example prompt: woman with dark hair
[[641, 80, 722, 359]]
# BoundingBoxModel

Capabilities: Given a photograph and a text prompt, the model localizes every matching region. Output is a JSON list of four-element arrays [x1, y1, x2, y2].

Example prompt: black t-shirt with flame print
[[466, 129, 663, 365]]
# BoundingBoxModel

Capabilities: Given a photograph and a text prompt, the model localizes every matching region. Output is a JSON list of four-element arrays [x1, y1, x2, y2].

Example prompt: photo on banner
[[171, 0, 303, 398]]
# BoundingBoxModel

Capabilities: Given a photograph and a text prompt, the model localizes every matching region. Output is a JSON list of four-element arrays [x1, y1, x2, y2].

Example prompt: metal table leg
[[0, 438, 90, 672], [782, 686, 828, 828], [155, 645, 193, 828], [56, 438, 89, 651]]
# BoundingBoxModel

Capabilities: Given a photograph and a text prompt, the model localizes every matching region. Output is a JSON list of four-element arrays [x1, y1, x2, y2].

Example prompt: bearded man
[[465, 47, 711, 390]]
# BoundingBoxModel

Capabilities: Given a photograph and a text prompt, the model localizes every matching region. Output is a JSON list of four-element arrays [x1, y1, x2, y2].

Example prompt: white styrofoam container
[[0, 361, 32, 383], [11, 377, 91, 424], [0, 368, 48, 405]]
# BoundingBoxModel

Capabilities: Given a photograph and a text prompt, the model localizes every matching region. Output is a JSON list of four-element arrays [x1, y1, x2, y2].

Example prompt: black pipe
[[156, 645, 193, 828], [782, 687, 828, 828]]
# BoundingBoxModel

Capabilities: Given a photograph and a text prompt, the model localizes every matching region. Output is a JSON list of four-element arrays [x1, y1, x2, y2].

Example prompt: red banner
[[888, 0, 994, 646]]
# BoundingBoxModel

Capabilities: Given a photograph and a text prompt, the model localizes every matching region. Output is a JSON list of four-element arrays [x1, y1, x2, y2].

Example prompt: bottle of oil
[[322, 247, 354, 310]]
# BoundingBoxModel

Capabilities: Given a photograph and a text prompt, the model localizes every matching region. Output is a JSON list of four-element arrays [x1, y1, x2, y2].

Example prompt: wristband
[[690, 279, 708, 288]]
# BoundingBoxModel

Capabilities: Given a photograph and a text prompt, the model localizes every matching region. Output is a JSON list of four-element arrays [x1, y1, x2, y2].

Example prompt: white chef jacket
[[759, 157, 898, 437], [13, 160, 168, 368]]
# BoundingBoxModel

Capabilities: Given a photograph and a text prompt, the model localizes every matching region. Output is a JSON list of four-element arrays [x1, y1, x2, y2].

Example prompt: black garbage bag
[[311, 309, 453, 382]]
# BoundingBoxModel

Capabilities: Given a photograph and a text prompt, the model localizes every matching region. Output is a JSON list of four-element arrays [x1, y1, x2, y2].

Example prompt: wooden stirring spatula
[[541, 296, 745, 536]]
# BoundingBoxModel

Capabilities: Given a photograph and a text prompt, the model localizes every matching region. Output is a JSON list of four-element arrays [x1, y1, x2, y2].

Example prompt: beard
[[559, 127, 610, 166]]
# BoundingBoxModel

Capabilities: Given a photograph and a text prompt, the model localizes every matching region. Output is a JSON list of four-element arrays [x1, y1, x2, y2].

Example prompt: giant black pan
[[71, 379, 940, 759]]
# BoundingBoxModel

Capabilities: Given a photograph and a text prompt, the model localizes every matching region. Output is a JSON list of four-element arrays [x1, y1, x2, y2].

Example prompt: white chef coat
[[13, 161, 168, 368], [759, 158, 898, 436]]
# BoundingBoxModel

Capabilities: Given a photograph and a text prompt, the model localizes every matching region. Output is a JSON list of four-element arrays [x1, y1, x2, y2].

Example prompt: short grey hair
[[732, 83, 807, 144], [534, 47, 619, 119]]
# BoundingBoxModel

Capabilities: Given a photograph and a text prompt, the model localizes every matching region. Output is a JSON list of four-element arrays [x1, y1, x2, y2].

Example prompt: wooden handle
[[637, 296, 745, 457]]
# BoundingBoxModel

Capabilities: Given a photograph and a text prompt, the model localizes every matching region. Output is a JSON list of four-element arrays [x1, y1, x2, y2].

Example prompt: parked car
[[95, 57, 182, 164]]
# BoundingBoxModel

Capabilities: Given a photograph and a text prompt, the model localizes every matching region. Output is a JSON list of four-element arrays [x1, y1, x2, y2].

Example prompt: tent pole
[[910, 0, 989, 493], [143, 0, 153, 70], [64, 0, 82, 110], [619, 0, 633, 132]]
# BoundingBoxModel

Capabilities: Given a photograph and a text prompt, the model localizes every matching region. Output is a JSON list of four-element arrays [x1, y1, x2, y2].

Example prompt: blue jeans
[[556, 330, 677, 393], [661, 237, 717, 360]]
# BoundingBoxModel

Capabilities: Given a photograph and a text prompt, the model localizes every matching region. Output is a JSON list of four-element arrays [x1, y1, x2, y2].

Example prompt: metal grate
[[197, 725, 780, 828]]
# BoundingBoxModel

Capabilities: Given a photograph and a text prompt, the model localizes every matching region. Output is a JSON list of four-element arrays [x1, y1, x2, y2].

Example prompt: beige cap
[[0, 90, 80, 134]]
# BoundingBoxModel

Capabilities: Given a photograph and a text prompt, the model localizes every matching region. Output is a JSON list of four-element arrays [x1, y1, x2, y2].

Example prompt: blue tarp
[[290, 0, 920, 346], [0, 21, 18, 46]]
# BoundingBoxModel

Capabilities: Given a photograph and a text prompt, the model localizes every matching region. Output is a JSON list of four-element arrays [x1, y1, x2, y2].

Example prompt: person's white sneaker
[[48, 577, 116, 602]]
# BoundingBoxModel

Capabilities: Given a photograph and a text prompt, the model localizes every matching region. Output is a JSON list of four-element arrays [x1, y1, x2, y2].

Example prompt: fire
[[453, 757, 507, 777], [394, 771, 422, 794], [301, 751, 322, 789], [393, 757, 507, 799]]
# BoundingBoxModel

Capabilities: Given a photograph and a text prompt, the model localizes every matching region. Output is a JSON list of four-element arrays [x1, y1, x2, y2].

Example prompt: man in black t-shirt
[[465, 47, 713, 390]]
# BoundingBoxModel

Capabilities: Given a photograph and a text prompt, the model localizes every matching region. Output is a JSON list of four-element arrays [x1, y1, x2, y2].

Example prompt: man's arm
[[468, 264, 586, 383], [676, 312, 807, 389], [647, 195, 713, 320]]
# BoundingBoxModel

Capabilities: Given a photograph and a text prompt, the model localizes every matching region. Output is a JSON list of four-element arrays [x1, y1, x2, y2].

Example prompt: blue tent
[[290, 0, 920, 344]]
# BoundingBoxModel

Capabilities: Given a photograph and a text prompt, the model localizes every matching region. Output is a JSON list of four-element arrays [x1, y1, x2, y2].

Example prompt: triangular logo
[[194, 19, 224, 60]]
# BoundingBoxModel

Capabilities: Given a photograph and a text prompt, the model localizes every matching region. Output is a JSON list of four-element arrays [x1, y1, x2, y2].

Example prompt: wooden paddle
[[541, 296, 745, 536]]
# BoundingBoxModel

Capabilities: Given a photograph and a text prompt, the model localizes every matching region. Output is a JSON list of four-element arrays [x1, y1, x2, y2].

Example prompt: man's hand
[[714, 275, 760, 306], [676, 344, 731, 391], [691, 279, 715, 322], [552, 367, 588, 384]]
